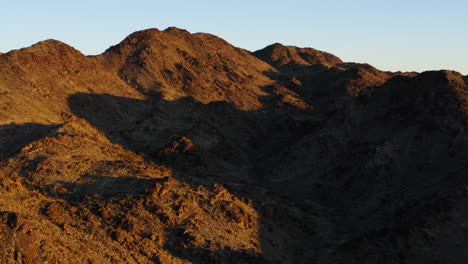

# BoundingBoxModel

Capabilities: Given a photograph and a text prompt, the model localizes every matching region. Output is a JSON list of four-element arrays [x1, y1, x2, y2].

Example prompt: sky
[[1, 0, 467, 74]]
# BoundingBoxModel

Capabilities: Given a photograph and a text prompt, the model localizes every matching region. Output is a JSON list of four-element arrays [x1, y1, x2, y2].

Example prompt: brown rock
[[112, 230, 128, 243]]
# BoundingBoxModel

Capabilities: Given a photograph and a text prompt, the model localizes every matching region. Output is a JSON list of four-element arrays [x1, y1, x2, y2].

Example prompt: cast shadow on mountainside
[[161, 229, 270, 264], [49, 175, 168, 201], [68, 69, 468, 263], [67, 91, 315, 187], [0, 123, 60, 160], [68, 92, 322, 263]]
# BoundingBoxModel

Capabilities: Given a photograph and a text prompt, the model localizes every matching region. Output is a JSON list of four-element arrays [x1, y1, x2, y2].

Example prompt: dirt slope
[[0, 27, 467, 264]]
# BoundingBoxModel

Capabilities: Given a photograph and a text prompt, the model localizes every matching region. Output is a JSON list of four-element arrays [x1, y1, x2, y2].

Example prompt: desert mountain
[[0, 39, 142, 124], [0, 27, 467, 264], [96, 27, 279, 110], [253, 43, 343, 68], [253, 44, 396, 98]]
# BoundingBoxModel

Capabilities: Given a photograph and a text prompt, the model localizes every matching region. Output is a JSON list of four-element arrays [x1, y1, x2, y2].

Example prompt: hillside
[[0, 27, 467, 264]]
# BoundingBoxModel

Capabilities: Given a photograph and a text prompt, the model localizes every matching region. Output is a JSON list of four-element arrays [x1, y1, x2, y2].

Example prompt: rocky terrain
[[0, 27, 466, 264]]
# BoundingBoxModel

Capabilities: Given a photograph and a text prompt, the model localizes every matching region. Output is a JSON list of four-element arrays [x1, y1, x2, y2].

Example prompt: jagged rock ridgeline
[[0, 27, 467, 264]]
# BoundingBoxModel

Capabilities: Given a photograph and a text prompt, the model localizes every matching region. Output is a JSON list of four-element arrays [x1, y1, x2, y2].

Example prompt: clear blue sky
[[2, 0, 467, 74]]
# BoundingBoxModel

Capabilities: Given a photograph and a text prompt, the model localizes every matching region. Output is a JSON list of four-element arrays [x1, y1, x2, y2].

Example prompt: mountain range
[[0, 27, 467, 264]]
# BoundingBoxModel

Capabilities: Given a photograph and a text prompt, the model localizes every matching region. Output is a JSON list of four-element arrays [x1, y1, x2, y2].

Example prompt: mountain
[[96, 27, 278, 110], [253, 42, 343, 68], [253, 44, 399, 98], [0, 27, 467, 264], [0, 39, 142, 124]]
